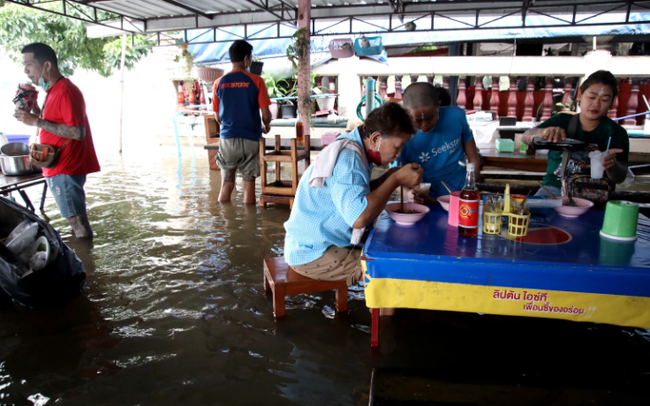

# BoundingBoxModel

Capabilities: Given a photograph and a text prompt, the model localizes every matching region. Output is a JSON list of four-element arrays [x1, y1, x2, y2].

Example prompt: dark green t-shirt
[[536, 114, 629, 188]]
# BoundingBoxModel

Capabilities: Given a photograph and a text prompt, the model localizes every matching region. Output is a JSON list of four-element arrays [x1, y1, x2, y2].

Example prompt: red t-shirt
[[40, 78, 100, 177]]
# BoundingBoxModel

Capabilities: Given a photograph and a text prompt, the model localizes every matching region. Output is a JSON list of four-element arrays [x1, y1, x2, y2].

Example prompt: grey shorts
[[216, 138, 260, 181], [292, 246, 363, 286]]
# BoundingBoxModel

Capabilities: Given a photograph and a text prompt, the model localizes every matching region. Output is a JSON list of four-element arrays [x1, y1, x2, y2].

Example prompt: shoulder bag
[[28, 77, 72, 169]]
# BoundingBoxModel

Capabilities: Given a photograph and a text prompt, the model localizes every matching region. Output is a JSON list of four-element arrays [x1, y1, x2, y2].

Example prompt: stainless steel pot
[[0, 142, 42, 176]]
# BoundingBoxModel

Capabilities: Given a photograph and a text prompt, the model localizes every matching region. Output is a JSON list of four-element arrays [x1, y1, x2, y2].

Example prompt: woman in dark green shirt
[[522, 70, 629, 197]]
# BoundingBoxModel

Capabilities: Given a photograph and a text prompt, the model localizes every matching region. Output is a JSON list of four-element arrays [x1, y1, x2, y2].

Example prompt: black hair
[[359, 103, 416, 139], [229, 40, 253, 63], [21, 43, 58, 67], [432, 86, 452, 107], [579, 70, 619, 104], [402, 82, 440, 110]]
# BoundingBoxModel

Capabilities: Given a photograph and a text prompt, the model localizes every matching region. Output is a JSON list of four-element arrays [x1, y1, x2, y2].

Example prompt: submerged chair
[[259, 134, 311, 209]]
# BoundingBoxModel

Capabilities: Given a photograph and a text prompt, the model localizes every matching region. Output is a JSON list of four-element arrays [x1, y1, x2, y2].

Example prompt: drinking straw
[[441, 180, 452, 195], [643, 95, 650, 112], [606, 137, 611, 154]]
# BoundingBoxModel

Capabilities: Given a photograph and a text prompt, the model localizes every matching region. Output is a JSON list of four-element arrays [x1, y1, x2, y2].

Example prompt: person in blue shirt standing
[[213, 40, 272, 204], [284, 103, 422, 315], [397, 83, 481, 199]]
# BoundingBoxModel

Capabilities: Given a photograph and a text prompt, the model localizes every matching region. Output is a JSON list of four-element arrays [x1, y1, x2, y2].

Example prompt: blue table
[[361, 204, 650, 347]]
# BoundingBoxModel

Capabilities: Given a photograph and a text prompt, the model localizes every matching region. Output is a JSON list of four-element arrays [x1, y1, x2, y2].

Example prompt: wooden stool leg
[[273, 286, 286, 318], [335, 287, 348, 312], [371, 308, 380, 347], [260, 195, 266, 208], [264, 273, 271, 293]]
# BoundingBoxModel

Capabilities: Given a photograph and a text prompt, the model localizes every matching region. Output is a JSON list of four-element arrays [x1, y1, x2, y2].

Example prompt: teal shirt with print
[[395, 106, 474, 198], [536, 114, 629, 189]]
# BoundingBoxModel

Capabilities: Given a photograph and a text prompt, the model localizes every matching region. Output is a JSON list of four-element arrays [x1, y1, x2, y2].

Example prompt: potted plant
[[263, 72, 283, 119], [250, 56, 264, 75], [275, 77, 298, 119]]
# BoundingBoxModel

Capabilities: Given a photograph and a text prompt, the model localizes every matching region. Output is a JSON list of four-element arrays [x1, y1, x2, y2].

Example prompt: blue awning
[[190, 13, 650, 65]]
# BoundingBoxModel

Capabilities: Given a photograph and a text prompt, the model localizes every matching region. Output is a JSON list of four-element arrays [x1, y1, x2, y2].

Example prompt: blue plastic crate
[[354, 36, 383, 56]]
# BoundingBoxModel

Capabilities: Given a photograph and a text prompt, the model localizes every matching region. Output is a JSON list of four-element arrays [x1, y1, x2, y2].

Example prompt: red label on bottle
[[458, 199, 479, 228]]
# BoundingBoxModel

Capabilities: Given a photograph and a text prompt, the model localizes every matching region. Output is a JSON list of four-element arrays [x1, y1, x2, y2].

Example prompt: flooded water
[[2, 143, 650, 405]]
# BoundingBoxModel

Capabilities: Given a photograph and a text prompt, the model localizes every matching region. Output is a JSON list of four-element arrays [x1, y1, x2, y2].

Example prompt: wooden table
[[479, 148, 548, 173], [362, 204, 650, 347], [0, 172, 47, 212]]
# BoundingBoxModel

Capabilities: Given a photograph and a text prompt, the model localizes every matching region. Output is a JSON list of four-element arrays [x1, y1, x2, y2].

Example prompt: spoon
[[567, 191, 577, 207]]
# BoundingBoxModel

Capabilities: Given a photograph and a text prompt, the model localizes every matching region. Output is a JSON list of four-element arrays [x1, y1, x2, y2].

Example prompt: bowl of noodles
[[385, 203, 430, 226]]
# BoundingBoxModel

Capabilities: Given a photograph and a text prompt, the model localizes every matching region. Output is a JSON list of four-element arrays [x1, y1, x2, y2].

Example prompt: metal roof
[[8, 0, 650, 41]]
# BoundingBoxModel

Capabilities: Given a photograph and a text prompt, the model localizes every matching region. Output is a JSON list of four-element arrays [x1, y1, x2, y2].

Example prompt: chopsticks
[[441, 180, 452, 195], [400, 163, 404, 212], [537, 181, 557, 199]]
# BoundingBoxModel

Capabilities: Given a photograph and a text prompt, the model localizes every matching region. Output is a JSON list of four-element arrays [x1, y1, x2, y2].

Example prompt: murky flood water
[[2, 144, 650, 405]]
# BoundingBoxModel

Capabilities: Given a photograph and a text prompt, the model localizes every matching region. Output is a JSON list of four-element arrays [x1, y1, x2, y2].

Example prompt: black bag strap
[[567, 114, 579, 139]]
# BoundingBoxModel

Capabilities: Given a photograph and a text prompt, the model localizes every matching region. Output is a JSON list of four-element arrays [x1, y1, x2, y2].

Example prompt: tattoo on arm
[[521, 127, 544, 145], [37, 119, 85, 140]]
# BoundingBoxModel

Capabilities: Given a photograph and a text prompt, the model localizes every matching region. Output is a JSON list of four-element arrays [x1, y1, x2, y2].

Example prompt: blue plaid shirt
[[284, 129, 371, 266]]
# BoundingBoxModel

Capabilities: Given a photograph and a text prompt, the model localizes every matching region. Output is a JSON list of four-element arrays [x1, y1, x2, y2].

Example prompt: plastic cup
[[448, 191, 460, 227], [589, 150, 605, 179]]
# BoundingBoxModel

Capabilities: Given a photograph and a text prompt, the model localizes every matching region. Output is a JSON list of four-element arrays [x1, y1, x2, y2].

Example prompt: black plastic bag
[[0, 197, 86, 308]]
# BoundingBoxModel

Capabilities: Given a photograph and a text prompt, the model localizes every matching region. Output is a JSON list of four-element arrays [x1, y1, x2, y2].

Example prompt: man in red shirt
[[14, 43, 100, 238]]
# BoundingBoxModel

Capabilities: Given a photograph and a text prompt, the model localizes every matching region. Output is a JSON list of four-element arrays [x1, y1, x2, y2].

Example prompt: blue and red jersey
[[212, 69, 271, 141]]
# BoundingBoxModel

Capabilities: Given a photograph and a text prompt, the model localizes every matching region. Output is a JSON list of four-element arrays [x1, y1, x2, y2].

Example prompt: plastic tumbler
[[588, 150, 605, 179], [448, 191, 460, 227], [600, 200, 639, 242]]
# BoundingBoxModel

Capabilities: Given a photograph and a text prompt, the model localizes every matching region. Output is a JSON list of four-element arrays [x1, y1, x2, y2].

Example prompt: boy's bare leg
[[66, 213, 93, 239], [242, 180, 256, 205], [219, 169, 236, 202]]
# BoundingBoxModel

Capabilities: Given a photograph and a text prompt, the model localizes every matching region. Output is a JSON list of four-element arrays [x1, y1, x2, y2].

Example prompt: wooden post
[[473, 76, 484, 111], [490, 76, 500, 115], [541, 77, 553, 121], [378, 76, 388, 99], [523, 77, 535, 122], [119, 34, 126, 154], [625, 78, 640, 125], [457, 77, 467, 110], [507, 76, 518, 118], [395, 75, 403, 99], [562, 77, 573, 108], [297, 0, 311, 133]]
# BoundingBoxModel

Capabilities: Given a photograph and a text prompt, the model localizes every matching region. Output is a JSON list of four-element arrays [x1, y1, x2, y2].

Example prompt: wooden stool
[[263, 257, 348, 318], [204, 114, 220, 170], [259, 134, 310, 208]]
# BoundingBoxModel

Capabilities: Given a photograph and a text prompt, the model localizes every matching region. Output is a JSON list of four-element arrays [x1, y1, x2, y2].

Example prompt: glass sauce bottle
[[295, 111, 305, 144], [459, 163, 480, 237]]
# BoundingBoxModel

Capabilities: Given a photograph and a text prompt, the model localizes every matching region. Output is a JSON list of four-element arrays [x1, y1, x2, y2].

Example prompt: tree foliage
[[0, 4, 154, 77]]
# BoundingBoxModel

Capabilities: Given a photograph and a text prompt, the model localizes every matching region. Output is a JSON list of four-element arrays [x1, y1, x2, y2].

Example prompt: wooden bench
[[263, 257, 348, 317]]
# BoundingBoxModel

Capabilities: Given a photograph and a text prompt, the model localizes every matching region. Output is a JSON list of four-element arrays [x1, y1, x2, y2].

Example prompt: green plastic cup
[[600, 200, 639, 242]]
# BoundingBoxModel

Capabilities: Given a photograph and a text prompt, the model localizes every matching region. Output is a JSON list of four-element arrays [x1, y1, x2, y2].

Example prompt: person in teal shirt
[[396, 83, 482, 199], [522, 70, 629, 197]]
